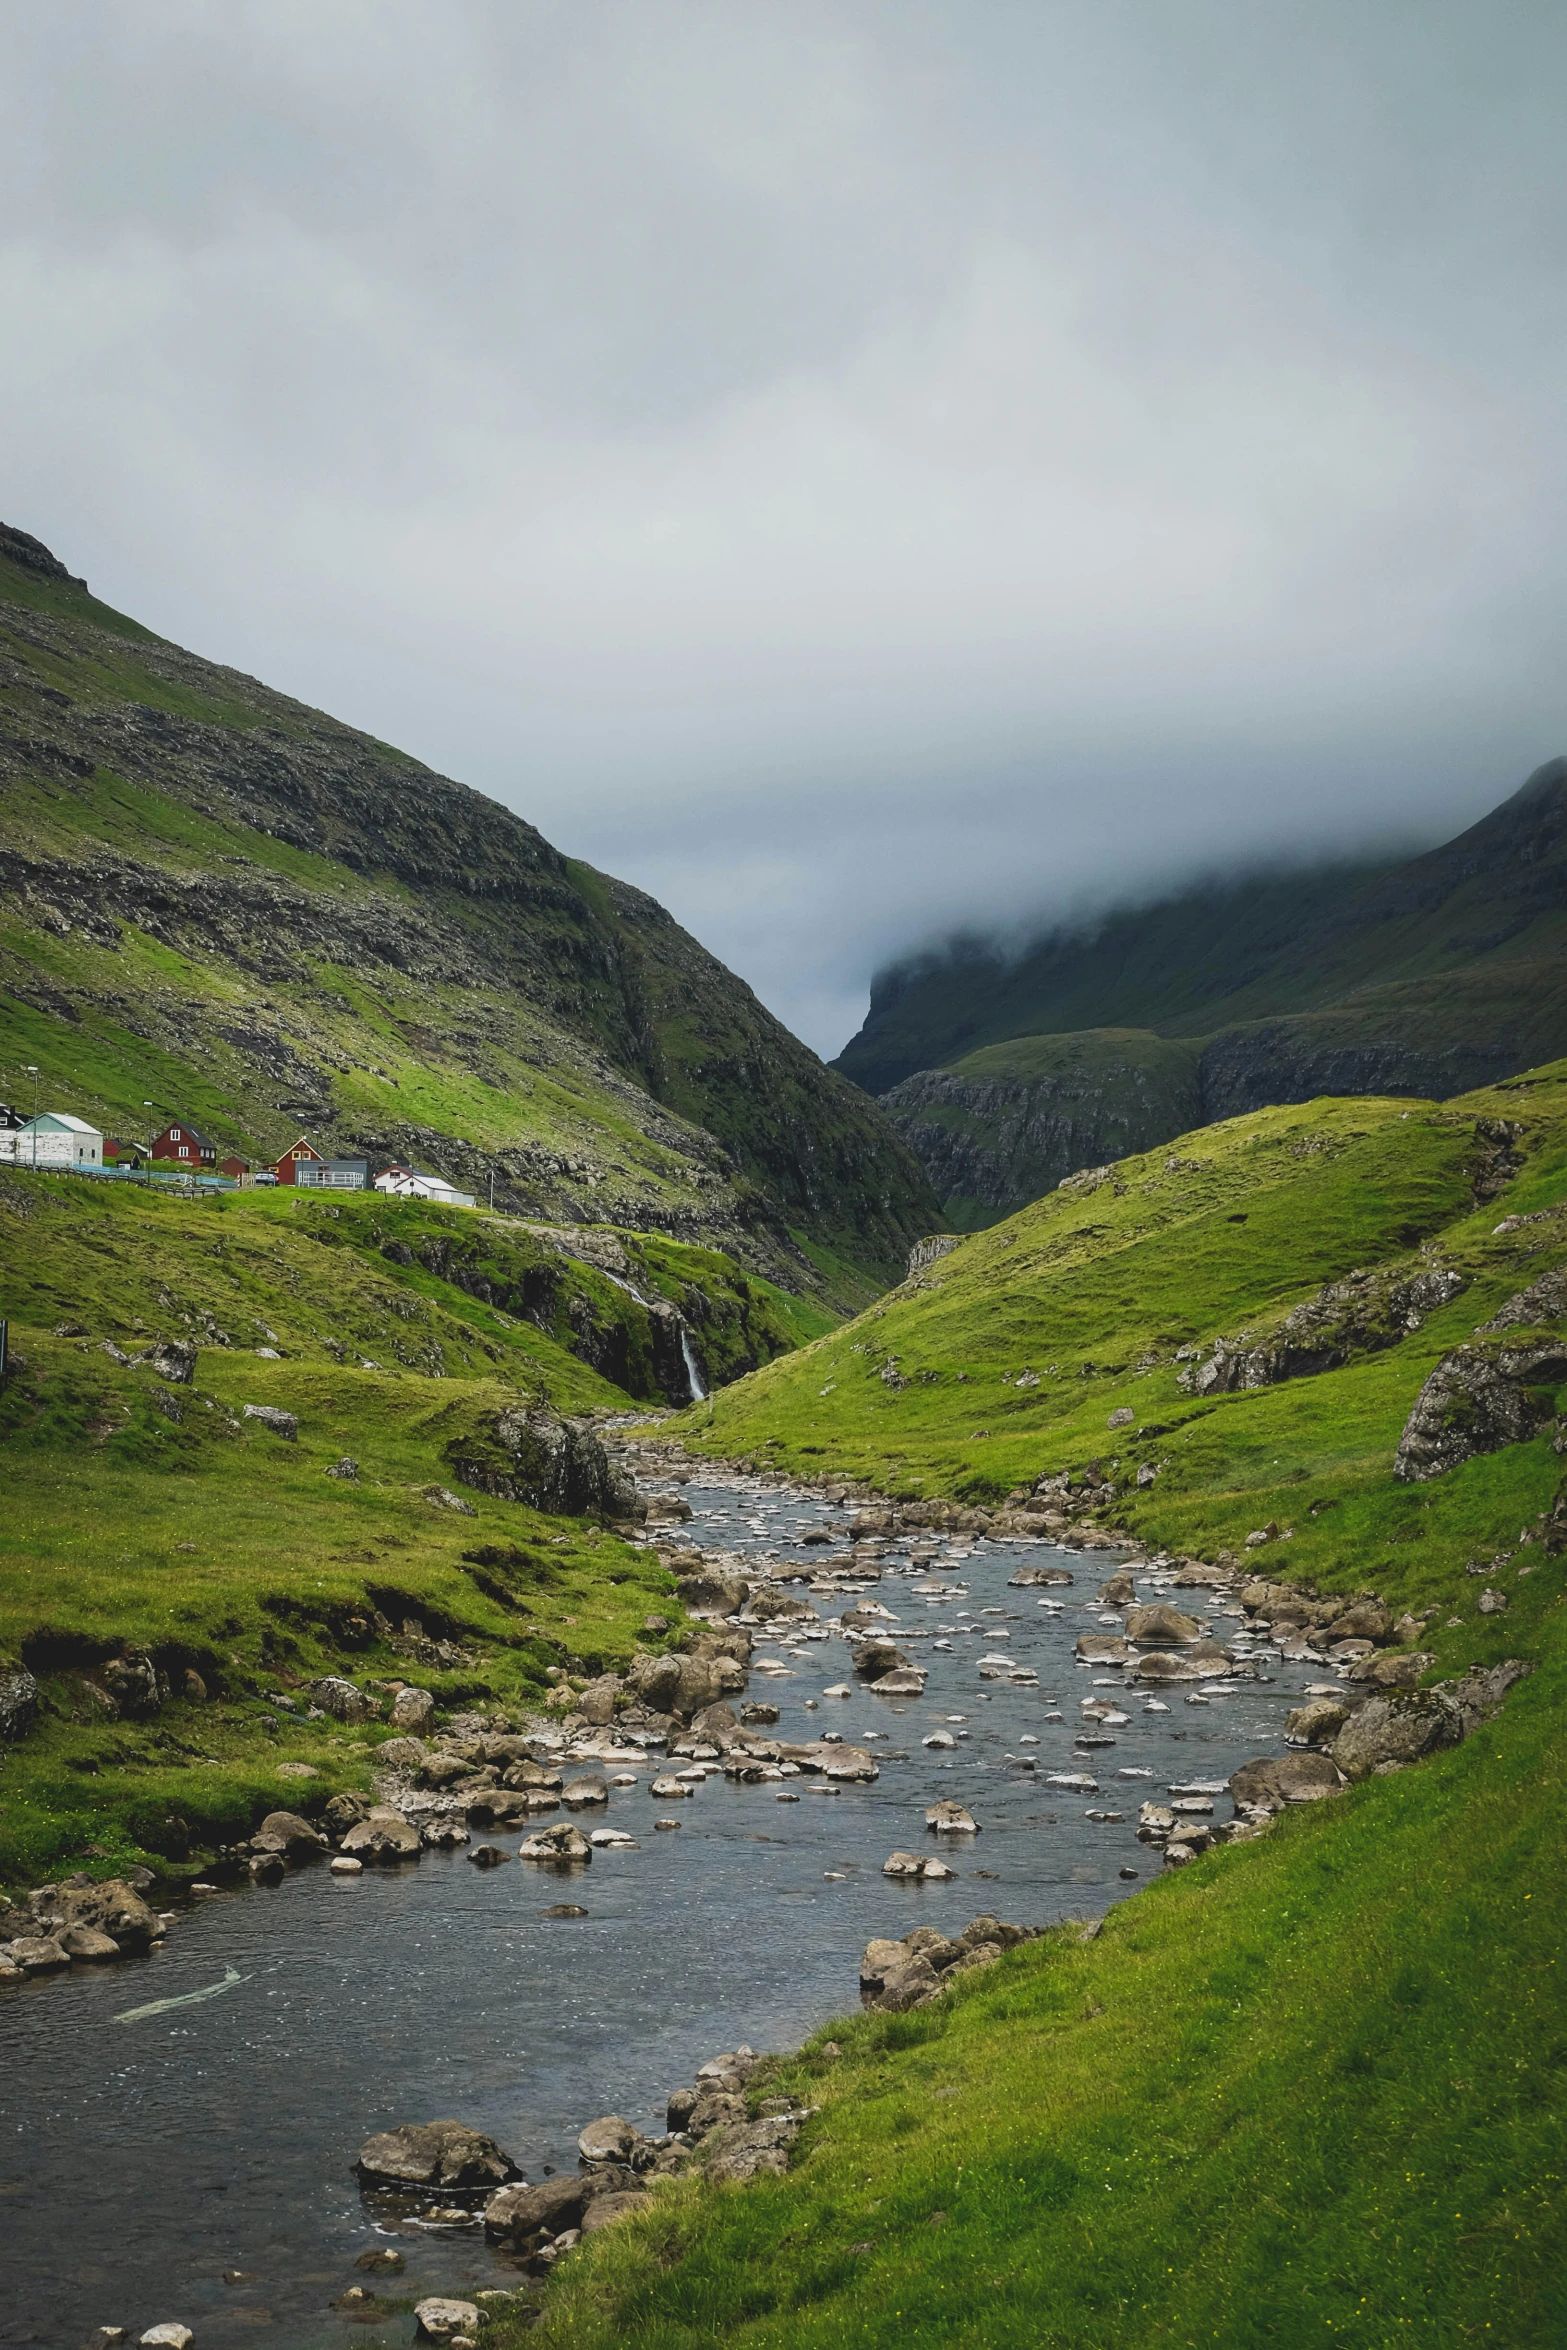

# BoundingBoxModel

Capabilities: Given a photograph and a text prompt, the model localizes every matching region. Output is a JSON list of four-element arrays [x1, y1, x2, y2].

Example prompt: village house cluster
[[0, 1101, 476, 1207]]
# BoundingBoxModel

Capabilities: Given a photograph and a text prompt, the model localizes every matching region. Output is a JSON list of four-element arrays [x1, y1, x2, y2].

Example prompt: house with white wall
[[0, 1113, 104, 1169]]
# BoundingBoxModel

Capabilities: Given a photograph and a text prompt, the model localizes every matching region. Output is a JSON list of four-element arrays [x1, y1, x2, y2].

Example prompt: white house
[[374, 1161, 476, 1209], [0, 1113, 104, 1170]]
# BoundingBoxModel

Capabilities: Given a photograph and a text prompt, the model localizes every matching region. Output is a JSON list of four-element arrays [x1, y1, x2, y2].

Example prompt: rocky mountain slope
[[0, 523, 938, 1299], [836, 762, 1567, 1224]]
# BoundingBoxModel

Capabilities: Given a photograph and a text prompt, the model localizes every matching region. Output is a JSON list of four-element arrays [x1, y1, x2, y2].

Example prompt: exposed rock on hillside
[[1394, 1341, 1567, 1480], [1182, 1262, 1468, 1396], [446, 1408, 635, 1518]]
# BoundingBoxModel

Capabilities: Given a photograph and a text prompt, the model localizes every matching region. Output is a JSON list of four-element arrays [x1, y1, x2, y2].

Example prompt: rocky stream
[[1, 1447, 1496, 2349]]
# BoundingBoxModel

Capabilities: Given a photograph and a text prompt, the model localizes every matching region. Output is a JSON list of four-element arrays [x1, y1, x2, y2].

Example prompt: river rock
[[853, 1638, 912, 1680], [1130, 1651, 1203, 1682], [650, 1775, 692, 1797], [576, 1673, 624, 1727], [740, 1701, 779, 1725], [485, 2173, 587, 2245], [1323, 1600, 1393, 1643], [468, 1844, 511, 1868], [61, 1926, 122, 1961], [0, 1667, 39, 1742], [358, 2120, 519, 2191], [926, 1801, 978, 1833], [882, 1850, 925, 1877], [56, 1877, 160, 1950], [1097, 1572, 1136, 1605], [578, 2114, 638, 2166], [562, 1777, 608, 1808], [413, 2299, 481, 2342], [689, 1701, 740, 1744], [1229, 1753, 1346, 1810], [1008, 1563, 1072, 1587], [340, 1806, 422, 1862], [318, 1789, 371, 1835], [7, 1936, 70, 1972], [251, 1810, 327, 1862], [1075, 1635, 1130, 1663], [138, 2328, 193, 2350], [676, 1570, 751, 1617], [520, 1823, 592, 1864], [1125, 1603, 1200, 1644], [1285, 1698, 1350, 1746], [390, 1686, 436, 1733], [870, 1668, 927, 1695]]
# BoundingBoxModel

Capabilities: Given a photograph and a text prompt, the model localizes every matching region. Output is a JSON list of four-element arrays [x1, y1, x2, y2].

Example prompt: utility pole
[[24, 1066, 38, 1170]]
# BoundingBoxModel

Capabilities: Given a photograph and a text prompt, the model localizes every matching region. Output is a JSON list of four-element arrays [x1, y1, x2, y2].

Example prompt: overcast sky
[[4, 2, 1565, 1055]]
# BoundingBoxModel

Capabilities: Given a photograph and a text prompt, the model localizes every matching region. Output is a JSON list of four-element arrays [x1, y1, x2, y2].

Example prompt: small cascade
[[680, 1327, 708, 1403]]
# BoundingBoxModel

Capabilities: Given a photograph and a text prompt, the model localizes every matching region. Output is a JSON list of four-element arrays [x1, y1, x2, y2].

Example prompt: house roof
[[155, 1119, 213, 1145], [22, 1113, 102, 1135]]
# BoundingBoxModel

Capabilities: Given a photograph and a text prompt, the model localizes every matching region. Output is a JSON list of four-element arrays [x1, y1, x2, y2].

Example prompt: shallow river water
[[1, 1474, 1320, 2346]]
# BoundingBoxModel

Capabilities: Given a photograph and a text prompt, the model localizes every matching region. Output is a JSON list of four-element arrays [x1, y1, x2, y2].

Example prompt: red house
[[150, 1120, 216, 1168], [217, 1155, 250, 1181], [273, 1137, 326, 1184]]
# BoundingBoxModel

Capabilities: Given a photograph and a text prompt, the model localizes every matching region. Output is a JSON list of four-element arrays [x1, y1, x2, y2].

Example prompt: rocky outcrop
[[1394, 1342, 1567, 1480], [1182, 1263, 1469, 1397], [447, 1407, 636, 1518], [0, 1666, 38, 1741]]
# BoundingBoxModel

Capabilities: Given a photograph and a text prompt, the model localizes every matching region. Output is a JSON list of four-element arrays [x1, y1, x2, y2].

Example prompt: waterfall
[[680, 1328, 708, 1403]]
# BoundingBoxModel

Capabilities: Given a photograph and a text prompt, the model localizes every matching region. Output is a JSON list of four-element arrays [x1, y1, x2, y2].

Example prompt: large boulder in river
[[445, 1406, 635, 1517], [485, 2173, 588, 2245], [251, 1810, 328, 1862], [357, 2118, 519, 2190], [853, 1638, 911, 1681], [56, 1877, 159, 1951], [340, 1805, 422, 1862], [628, 1650, 726, 1723], [676, 1571, 750, 1618], [1126, 1603, 1201, 1645]]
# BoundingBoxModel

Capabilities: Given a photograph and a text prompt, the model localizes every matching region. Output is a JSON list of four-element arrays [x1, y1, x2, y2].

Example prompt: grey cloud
[[2, 1, 1564, 1053]]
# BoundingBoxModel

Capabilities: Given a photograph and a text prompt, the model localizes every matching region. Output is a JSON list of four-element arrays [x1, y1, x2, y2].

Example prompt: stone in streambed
[[358, 2119, 519, 2190], [925, 1801, 978, 1833], [413, 2300, 481, 2343], [340, 1806, 422, 1863]]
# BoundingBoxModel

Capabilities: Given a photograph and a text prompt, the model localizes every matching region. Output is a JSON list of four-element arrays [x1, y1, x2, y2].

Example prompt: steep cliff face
[[0, 525, 937, 1295], [851, 759, 1567, 1224]]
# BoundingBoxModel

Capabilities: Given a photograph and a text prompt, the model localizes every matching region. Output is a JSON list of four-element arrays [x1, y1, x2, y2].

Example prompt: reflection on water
[[0, 1475, 1314, 2345]]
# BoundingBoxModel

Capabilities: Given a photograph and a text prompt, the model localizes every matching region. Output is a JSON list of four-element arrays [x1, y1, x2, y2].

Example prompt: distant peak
[[0, 522, 86, 587]]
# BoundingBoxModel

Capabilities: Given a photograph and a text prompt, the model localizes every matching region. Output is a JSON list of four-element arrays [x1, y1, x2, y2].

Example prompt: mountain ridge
[[836, 759, 1567, 1223], [0, 524, 939, 1299]]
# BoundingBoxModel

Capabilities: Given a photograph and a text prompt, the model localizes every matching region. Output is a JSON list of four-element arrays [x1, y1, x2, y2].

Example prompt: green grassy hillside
[[0, 522, 937, 1299], [500, 1064, 1567, 2350], [0, 1170, 833, 1883]]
